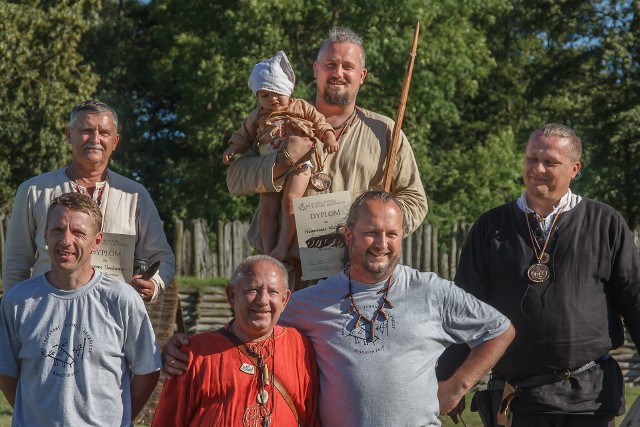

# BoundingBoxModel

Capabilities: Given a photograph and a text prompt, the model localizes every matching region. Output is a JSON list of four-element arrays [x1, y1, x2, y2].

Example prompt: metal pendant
[[539, 252, 550, 264], [310, 172, 332, 191], [528, 263, 550, 283], [257, 389, 269, 405], [240, 363, 255, 375]]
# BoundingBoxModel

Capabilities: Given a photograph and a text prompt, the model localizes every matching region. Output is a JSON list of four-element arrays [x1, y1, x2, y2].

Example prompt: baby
[[223, 51, 338, 261]]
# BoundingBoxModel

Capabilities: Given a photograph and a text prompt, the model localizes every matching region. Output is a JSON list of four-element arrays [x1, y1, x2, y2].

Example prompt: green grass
[[0, 386, 638, 426], [175, 275, 228, 289], [440, 386, 640, 427], [0, 395, 10, 427]]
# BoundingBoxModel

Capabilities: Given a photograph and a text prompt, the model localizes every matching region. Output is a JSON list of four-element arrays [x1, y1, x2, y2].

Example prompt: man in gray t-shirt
[[280, 264, 509, 426], [163, 190, 514, 426], [277, 190, 514, 425], [0, 192, 160, 426]]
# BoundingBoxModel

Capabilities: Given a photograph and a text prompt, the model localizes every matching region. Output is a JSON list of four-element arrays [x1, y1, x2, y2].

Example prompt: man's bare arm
[[438, 324, 515, 416], [131, 371, 160, 419], [0, 374, 18, 408]]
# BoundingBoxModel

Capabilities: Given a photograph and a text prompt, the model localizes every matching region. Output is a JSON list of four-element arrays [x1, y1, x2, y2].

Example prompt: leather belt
[[488, 353, 609, 390], [492, 354, 610, 427]]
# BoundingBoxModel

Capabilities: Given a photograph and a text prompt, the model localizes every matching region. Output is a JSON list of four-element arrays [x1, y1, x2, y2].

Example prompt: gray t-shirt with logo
[[280, 264, 510, 426], [0, 272, 161, 426]]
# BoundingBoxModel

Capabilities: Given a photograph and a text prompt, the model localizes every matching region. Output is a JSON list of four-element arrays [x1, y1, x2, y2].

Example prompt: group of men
[[0, 26, 639, 427]]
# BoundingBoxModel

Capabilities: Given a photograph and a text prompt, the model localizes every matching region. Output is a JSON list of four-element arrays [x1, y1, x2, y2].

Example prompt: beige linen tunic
[[2, 168, 176, 295], [226, 107, 427, 257]]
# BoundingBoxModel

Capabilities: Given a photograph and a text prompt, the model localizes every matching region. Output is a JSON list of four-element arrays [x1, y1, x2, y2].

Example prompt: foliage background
[[1, 0, 639, 242]]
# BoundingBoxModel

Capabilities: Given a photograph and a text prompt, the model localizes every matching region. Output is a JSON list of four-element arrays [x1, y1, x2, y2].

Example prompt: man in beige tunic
[[3, 100, 175, 302], [227, 27, 427, 272]]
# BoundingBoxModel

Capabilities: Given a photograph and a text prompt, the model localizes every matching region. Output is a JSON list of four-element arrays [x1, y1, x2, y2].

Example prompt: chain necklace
[[524, 209, 563, 283], [344, 270, 395, 342]]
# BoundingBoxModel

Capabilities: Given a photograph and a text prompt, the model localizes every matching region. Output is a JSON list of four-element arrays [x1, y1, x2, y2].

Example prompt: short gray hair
[[229, 255, 288, 289], [530, 123, 582, 162], [69, 100, 119, 133], [346, 189, 408, 236], [317, 27, 366, 68]]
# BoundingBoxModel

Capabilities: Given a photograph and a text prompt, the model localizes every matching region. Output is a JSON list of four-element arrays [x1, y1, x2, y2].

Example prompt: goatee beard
[[322, 88, 352, 106], [364, 253, 401, 282]]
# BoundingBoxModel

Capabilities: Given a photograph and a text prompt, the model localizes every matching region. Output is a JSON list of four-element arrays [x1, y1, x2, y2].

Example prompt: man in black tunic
[[452, 123, 640, 426]]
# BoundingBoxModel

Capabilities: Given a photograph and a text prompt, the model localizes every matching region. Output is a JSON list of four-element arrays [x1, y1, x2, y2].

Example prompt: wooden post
[[191, 219, 202, 278], [199, 219, 215, 277], [224, 222, 233, 278], [423, 224, 431, 271], [173, 219, 184, 276], [217, 220, 225, 278], [241, 221, 252, 259], [182, 228, 192, 276], [232, 220, 244, 273], [403, 232, 413, 267], [440, 252, 449, 280], [413, 224, 423, 270], [449, 223, 458, 279], [456, 223, 468, 266], [431, 225, 439, 275]]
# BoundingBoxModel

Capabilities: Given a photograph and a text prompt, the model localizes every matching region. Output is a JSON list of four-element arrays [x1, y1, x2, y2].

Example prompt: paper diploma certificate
[[294, 191, 352, 280], [91, 232, 135, 283]]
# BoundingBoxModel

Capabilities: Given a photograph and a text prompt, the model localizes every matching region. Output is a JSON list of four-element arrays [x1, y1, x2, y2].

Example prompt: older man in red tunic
[[152, 255, 319, 427]]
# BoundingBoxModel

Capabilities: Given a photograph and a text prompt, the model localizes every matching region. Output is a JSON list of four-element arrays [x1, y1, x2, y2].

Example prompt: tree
[[0, 0, 101, 214], [92, 0, 515, 232], [432, 0, 610, 230], [81, 0, 640, 236], [582, 0, 640, 228]]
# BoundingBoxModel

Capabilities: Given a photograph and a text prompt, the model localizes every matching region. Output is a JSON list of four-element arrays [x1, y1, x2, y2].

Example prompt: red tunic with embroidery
[[152, 324, 320, 427]]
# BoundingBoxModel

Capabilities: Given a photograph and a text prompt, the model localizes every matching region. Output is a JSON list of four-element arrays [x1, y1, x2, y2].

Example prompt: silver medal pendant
[[528, 263, 550, 283], [257, 389, 269, 405], [310, 172, 332, 191], [240, 363, 255, 375]]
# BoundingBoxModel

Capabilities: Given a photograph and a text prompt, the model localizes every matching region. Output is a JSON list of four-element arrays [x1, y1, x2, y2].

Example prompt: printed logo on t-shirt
[[341, 303, 396, 354], [40, 322, 94, 378]]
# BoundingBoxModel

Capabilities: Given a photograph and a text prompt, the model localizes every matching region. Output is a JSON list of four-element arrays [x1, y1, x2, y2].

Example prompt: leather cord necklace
[[333, 107, 358, 138], [310, 107, 358, 192], [345, 270, 395, 342]]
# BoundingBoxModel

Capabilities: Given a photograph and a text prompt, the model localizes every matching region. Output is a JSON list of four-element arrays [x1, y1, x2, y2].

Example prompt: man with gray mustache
[[2, 100, 175, 303]]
